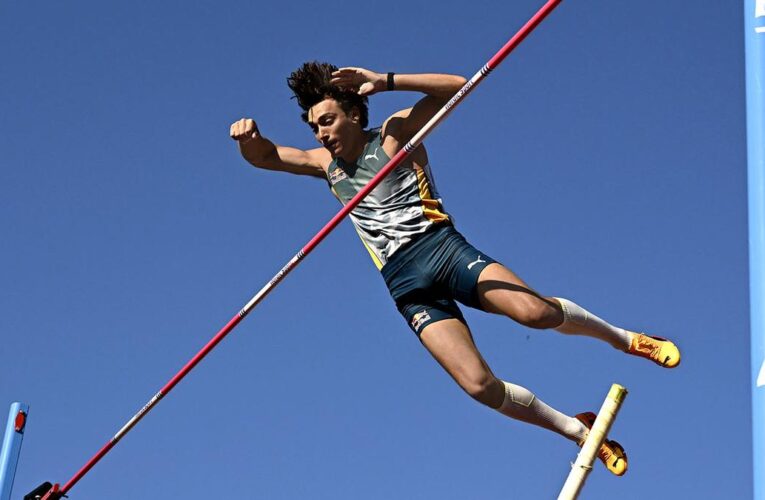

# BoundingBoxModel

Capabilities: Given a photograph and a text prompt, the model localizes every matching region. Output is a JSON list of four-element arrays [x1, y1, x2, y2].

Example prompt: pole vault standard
[[34, 1, 564, 498], [746, 1, 765, 498], [0, 403, 29, 500], [557, 384, 628, 500]]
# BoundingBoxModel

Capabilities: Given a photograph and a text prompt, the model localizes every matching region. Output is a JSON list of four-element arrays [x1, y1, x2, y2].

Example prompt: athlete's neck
[[338, 130, 371, 164]]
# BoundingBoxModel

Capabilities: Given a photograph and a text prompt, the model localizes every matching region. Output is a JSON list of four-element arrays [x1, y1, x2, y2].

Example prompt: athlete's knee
[[512, 297, 563, 329], [459, 373, 504, 408]]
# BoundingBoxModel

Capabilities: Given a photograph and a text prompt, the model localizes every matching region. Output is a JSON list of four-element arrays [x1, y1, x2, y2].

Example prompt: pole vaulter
[[28, 1, 565, 498]]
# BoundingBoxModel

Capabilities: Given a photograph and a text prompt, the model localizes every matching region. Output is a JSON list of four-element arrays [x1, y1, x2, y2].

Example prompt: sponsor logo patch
[[411, 310, 431, 331], [329, 167, 348, 185]]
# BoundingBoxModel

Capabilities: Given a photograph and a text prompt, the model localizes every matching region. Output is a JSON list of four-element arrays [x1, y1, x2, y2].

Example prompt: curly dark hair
[[287, 61, 369, 129]]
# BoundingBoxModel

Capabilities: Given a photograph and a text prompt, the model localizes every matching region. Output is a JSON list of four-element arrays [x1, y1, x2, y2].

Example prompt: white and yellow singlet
[[325, 128, 450, 269]]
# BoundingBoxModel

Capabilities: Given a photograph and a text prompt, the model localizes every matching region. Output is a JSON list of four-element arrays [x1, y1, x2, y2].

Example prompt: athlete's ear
[[349, 107, 360, 124]]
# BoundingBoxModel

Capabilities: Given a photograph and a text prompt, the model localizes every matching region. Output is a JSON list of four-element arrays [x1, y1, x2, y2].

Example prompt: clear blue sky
[[1, 1, 750, 498]]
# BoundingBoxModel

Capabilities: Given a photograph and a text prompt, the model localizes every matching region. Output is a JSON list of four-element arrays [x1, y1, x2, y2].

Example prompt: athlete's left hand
[[330, 67, 385, 96]]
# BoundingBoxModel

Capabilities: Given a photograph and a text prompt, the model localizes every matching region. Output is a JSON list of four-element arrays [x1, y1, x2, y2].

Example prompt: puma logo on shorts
[[467, 255, 486, 270]]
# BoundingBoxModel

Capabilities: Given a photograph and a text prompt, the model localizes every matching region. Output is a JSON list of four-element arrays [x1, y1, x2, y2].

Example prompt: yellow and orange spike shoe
[[575, 412, 628, 477], [627, 333, 681, 368]]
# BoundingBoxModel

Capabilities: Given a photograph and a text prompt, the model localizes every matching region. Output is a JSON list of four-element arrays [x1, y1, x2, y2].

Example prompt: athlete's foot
[[626, 332, 681, 368], [575, 412, 628, 476]]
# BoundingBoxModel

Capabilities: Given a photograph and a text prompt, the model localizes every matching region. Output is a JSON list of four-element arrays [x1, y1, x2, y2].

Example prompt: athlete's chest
[[327, 151, 416, 204]]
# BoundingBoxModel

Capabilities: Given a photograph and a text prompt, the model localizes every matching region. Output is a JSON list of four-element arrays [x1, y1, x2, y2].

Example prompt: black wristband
[[387, 72, 395, 91]]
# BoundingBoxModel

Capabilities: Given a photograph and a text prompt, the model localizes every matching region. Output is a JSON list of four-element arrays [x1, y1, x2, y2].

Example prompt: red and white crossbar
[[50, 1, 563, 496]]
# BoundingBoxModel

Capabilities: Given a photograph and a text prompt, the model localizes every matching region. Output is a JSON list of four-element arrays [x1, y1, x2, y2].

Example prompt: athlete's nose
[[319, 128, 330, 145]]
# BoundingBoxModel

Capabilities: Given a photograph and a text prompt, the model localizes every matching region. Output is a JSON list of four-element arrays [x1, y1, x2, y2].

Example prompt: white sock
[[496, 381, 586, 443], [554, 298, 632, 351]]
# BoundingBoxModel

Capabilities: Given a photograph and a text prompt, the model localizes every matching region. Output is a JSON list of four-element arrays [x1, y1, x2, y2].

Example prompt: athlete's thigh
[[476, 262, 552, 317], [419, 318, 494, 387]]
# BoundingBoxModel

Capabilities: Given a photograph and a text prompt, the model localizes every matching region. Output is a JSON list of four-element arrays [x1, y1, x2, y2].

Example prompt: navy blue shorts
[[380, 223, 498, 337]]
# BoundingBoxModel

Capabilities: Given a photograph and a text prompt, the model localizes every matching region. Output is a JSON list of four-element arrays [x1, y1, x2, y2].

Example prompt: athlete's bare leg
[[419, 318, 504, 407], [476, 263, 634, 351], [419, 318, 586, 441], [476, 263, 563, 328]]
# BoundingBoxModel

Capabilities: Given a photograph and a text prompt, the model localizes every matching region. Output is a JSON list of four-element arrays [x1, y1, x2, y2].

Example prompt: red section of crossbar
[[487, 0, 562, 70]]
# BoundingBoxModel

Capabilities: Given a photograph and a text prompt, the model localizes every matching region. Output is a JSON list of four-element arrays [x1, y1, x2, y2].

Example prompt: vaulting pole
[[745, 1, 765, 498], [38, 1, 565, 497], [557, 385, 627, 500]]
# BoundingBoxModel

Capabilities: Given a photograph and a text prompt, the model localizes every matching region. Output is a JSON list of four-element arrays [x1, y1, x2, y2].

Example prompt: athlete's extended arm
[[330, 68, 467, 141], [230, 118, 328, 178]]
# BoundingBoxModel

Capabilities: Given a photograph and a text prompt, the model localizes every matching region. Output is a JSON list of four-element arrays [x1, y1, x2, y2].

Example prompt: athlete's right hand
[[230, 118, 260, 144]]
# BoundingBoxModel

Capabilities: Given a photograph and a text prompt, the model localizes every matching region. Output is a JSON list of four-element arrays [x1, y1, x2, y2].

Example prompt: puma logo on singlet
[[467, 255, 486, 270], [364, 148, 380, 161]]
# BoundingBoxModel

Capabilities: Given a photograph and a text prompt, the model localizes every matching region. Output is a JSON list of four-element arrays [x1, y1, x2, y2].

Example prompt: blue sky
[[1, 1, 752, 499]]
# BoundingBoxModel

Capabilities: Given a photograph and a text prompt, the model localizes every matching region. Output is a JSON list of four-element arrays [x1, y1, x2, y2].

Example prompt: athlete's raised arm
[[329, 68, 467, 145], [230, 118, 329, 178]]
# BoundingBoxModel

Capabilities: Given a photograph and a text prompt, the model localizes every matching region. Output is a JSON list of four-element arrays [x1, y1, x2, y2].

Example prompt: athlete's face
[[307, 98, 363, 160]]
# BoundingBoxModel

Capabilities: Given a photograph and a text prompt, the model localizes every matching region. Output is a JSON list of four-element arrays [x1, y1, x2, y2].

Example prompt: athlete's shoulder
[[380, 110, 420, 156], [380, 109, 411, 138]]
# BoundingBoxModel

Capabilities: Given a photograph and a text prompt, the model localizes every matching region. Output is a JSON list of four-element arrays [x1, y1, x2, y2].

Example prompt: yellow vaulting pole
[[558, 384, 628, 500]]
